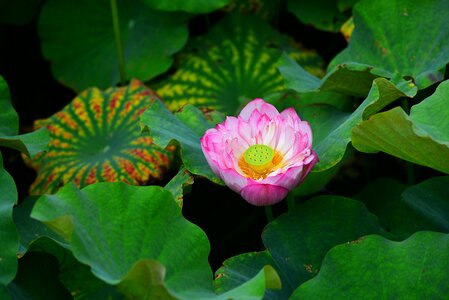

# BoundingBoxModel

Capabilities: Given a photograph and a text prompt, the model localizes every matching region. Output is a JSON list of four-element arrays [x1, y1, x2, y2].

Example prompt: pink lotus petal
[[219, 168, 248, 193], [201, 98, 317, 206], [239, 98, 279, 121], [241, 184, 289, 206]]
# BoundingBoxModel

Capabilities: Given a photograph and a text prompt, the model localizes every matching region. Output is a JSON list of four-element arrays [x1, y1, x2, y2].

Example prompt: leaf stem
[[265, 206, 274, 222], [287, 192, 295, 211], [110, 0, 126, 86]]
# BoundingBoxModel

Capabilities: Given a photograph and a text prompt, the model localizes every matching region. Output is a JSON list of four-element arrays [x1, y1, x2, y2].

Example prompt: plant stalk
[[265, 206, 274, 222], [287, 192, 295, 211], [110, 0, 126, 86], [401, 98, 415, 185]]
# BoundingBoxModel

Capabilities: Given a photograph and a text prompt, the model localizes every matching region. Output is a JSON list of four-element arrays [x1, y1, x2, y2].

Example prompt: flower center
[[244, 144, 274, 167], [239, 144, 283, 180]]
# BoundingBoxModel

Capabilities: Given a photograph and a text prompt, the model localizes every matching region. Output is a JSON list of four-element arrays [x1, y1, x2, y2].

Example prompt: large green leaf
[[0, 153, 19, 294], [287, 0, 353, 32], [0, 75, 49, 157], [154, 13, 324, 114], [305, 77, 415, 171], [356, 177, 449, 240], [352, 80, 449, 174], [38, 0, 190, 91], [214, 196, 382, 299], [330, 0, 449, 89], [279, 0, 449, 96], [143, 0, 230, 13], [141, 101, 222, 184], [7, 252, 72, 299], [31, 182, 277, 299], [27, 80, 173, 195], [292, 232, 449, 299], [278, 53, 380, 98]]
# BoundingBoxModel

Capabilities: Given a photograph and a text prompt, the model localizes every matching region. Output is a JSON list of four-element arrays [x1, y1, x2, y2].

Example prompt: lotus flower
[[200, 99, 318, 206]]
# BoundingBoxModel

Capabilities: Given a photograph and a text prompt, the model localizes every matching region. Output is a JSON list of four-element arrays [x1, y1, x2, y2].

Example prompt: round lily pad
[[38, 0, 190, 91], [27, 80, 173, 195], [153, 13, 324, 115]]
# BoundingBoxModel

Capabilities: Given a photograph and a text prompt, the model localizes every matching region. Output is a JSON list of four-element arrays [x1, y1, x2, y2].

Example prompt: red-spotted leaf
[[27, 80, 173, 195]]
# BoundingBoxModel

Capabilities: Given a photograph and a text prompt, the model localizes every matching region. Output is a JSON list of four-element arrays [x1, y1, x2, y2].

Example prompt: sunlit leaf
[[352, 80, 449, 174], [141, 101, 222, 184], [214, 196, 382, 299], [330, 0, 449, 89], [305, 77, 416, 171], [293, 232, 449, 299], [31, 182, 277, 299], [154, 13, 324, 114], [38, 0, 190, 91], [27, 80, 173, 195]]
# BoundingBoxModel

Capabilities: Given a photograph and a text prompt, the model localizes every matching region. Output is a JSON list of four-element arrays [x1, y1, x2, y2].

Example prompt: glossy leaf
[[214, 196, 382, 299], [352, 80, 449, 174], [0, 75, 49, 157], [39, 0, 190, 91], [143, 0, 230, 13], [0, 153, 18, 292], [293, 232, 449, 299], [330, 0, 449, 89], [31, 182, 276, 299], [287, 0, 352, 32], [141, 101, 222, 184], [7, 252, 72, 299], [154, 13, 324, 114], [306, 77, 416, 171], [27, 80, 173, 195], [278, 52, 379, 97]]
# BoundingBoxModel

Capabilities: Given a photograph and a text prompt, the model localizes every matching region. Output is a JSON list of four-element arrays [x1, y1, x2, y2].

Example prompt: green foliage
[[2, 0, 449, 298], [353, 80, 449, 174], [154, 13, 324, 114], [39, 0, 190, 91], [141, 101, 223, 184], [330, 0, 449, 89], [287, 0, 354, 32], [31, 182, 277, 299], [0, 153, 18, 292], [143, 0, 230, 13], [28, 80, 173, 195], [293, 232, 449, 299], [214, 196, 382, 299]]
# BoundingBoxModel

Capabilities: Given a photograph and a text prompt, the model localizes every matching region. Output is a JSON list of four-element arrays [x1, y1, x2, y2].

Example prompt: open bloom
[[200, 98, 318, 206]]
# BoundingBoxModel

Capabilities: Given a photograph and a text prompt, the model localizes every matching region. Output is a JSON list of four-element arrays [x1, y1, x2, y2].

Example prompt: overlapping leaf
[[31, 182, 279, 299], [279, 0, 449, 97], [223, 0, 281, 20], [0, 153, 18, 296], [304, 77, 416, 171], [27, 80, 173, 195], [352, 80, 449, 174], [39, 0, 190, 91], [154, 13, 324, 114], [214, 196, 382, 299], [0, 75, 49, 157], [293, 232, 449, 299], [287, 0, 354, 32], [141, 101, 223, 184]]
